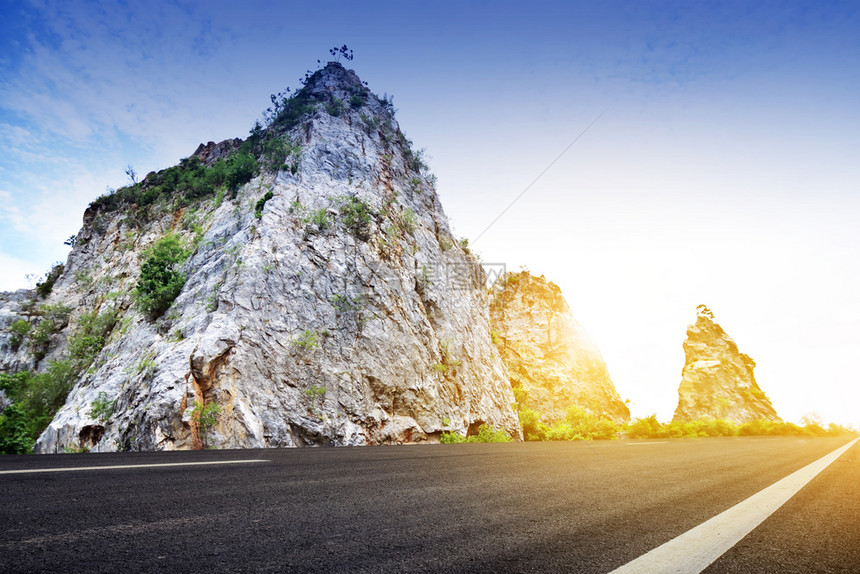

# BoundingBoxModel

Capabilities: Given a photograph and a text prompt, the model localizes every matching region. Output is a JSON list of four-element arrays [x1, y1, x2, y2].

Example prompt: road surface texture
[[0, 436, 856, 573], [704, 437, 860, 573]]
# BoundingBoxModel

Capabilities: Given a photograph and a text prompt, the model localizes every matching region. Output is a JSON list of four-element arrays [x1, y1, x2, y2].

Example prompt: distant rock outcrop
[[489, 271, 630, 424], [673, 306, 780, 423]]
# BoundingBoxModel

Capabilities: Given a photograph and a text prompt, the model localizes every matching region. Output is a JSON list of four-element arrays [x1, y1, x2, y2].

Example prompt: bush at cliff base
[[514, 405, 854, 442], [626, 415, 853, 439], [440, 424, 513, 443]]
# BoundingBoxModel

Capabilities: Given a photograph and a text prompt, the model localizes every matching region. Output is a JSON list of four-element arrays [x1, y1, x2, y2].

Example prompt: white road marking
[[625, 441, 670, 445], [608, 436, 859, 574], [0, 459, 270, 475]]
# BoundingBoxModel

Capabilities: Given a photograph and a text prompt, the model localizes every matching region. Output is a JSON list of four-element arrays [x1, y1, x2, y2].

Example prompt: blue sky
[[1, 0, 859, 425]]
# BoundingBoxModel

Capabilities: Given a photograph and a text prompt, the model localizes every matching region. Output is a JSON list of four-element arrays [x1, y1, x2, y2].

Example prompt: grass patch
[[400, 208, 417, 234], [261, 134, 302, 173], [303, 208, 330, 232], [35, 263, 64, 298], [441, 424, 512, 444], [254, 191, 274, 219], [28, 304, 72, 360], [324, 96, 345, 117], [8, 319, 31, 352], [335, 195, 374, 240], [67, 309, 119, 368], [305, 385, 326, 414], [291, 329, 319, 350], [88, 391, 117, 424], [191, 401, 221, 449]]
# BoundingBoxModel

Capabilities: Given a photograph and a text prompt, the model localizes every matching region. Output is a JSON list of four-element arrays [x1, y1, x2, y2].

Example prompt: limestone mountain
[[489, 271, 630, 424], [0, 62, 521, 452], [673, 306, 780, 423]]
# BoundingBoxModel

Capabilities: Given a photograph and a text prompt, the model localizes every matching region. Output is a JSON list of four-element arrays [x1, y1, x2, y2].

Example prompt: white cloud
[[0, 250, 41, 292], [0, 123, 35, 143], [3, 160, 115, 244], [3, 2, 241, 147], [0, 189, 28, 232]]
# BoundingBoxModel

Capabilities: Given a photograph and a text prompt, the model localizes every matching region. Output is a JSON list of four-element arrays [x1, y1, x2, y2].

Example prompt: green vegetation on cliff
[[91, 152, 258, 219], [134, 233, 190, 319], [0, 308, 118, 454]]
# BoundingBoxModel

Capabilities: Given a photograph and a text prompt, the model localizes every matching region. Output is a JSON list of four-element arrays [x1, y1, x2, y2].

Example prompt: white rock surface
[[1, 63, 521, 452]]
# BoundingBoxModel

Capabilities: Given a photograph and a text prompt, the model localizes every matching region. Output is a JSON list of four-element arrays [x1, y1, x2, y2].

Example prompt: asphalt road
[[0, 436, 856, 573], [704, 437, 860, 574]]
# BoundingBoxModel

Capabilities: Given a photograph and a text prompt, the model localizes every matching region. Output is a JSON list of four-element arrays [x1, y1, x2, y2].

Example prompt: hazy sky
[[1, 1, 858, 426]]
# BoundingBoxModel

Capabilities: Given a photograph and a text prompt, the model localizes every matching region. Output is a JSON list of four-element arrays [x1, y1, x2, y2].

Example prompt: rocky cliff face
[[0, 62, 521, 452], [673, 307, 780, 423], [489, 271, 630, 424]]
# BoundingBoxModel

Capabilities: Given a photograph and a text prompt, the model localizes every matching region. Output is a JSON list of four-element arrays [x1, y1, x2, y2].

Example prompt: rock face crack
[[190, 342, 234, 393]]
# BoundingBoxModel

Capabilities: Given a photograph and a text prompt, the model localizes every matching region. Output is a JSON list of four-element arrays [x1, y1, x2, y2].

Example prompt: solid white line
[[625, 442, 670, 445], [0, 459, 270, 475], [608, 436, 859, 574]]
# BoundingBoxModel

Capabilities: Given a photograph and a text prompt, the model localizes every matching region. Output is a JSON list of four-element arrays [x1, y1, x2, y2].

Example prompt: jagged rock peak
[[1, 59, 522, 453], [192, 139, 243, 166], [305, 62, 366, 97], [489, 271, 630, 424], [673, 305, 780, 423]]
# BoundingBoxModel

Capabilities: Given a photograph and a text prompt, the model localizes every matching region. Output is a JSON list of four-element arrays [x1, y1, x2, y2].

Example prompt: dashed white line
[[0, 459, 270, 475], [608, 436, 859, 574]]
